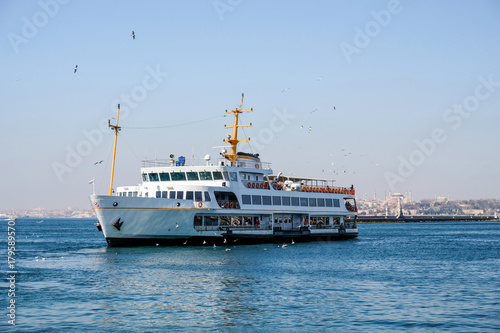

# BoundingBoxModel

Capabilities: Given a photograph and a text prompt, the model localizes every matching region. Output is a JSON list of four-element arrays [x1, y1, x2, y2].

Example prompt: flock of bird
[[73, 31, 135, 75]]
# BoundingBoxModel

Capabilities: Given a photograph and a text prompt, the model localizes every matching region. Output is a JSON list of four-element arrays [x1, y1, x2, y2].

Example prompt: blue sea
[[1, 219, 499, 332]]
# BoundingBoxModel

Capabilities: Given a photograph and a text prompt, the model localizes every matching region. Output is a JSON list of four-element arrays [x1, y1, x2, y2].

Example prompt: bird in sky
[[94, 160, 103, 165], [131, 31, 135, 39], [308, 126, 312, 133], [333, 106, 336, 110], [310, 109, 318, 113], [74, 65, 78, 73], [281, 88, 289, 93], [318, 76, 322, 81]]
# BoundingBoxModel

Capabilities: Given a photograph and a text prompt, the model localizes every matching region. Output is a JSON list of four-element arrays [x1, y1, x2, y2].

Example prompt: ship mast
[[222, 93, 252, 162], [108, 104, 121, 195]]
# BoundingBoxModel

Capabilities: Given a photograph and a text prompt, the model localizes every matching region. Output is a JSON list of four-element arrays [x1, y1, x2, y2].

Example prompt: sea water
[[1, 219, 499, 332]]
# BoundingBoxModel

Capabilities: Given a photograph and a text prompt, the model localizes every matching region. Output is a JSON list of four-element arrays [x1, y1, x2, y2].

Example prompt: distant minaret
[[373, 190, 376, 201]]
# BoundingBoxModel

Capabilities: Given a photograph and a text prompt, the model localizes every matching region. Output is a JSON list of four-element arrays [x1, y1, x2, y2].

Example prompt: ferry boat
[[90, 95, 358, 246]]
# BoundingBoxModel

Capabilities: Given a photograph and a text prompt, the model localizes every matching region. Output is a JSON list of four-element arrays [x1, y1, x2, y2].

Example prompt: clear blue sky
[[1, 0, 499, 209]]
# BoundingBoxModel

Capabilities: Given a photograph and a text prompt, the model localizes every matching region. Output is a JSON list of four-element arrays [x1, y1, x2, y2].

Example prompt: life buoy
[[255, 164, 259, 169], [252, 182, 256, 188], [247, 182, 251, 188], [197, 201, 202, 208], [273, 184, 277, 190], [224, 202, 229, 208], [259, 183, 263, 189], [235, 202, 240, 209], [264, 182, 269, 189], [229, 202, 234, 208]]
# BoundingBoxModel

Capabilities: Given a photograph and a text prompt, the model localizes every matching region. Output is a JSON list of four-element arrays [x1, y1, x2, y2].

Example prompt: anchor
[[112, 218, 124, 231]]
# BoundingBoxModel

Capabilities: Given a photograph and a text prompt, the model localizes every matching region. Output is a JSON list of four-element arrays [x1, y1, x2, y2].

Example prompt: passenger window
[[309, 198, 316, 207], [169, 192, 176, 199], [282, 197, 291, 206], [195, 191, 202, 201], [176, 191, 183, 200], [317, 198, 325, 207], [161, 191, 168, 198], [272, 196, 281, 205], [242, 195, 251, 204], [291, 197, 300, 206], [156, 191, 161, 198], [300, 197, 308, 206], [252, 195, 262, 205], [325, 199, 333, 207], [262, 196, 271, 205], [204, 191, 211, 202], [186, 191, 194, 200]]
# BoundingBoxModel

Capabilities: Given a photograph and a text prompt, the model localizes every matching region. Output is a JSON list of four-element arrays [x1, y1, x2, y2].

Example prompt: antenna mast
[[108, 104, 121, 195], [222, 93, 253, 162]]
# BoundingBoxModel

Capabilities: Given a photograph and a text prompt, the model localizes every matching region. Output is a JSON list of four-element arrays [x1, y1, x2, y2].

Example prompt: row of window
[[143, 171, 238, 182], [194, 215, 260, 227], [241, 195, 340, 207], [155, 191, 211, 201]]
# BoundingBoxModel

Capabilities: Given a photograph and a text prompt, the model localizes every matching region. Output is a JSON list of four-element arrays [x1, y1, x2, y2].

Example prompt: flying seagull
[[318, 76, 322, 81], [94, 160, 103, 165], [74, 65, 78, 73], [131, 31, 135, 39], [281, 88, 289, 93]]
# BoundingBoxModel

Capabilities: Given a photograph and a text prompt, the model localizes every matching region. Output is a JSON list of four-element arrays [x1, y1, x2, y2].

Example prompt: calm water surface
[[1, 219, 499, 332]]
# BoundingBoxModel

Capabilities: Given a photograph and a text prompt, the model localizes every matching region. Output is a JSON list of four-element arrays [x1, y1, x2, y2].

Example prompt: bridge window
[[212, 171, 223, 180], [171, 172, 186, 181], [186, 172, 199, 181], [142, 173, 148, 182], [159, 172, 170, 181], [199, 171, 212, 180], [149, 173, 159, 182]]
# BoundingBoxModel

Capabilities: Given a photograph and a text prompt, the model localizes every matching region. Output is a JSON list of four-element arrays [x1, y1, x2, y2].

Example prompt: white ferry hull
[[90, 194, 358, 247]]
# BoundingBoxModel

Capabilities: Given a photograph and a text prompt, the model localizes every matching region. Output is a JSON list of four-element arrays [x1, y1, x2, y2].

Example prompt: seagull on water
[[74, 65, 78, 73], [131, 31, 135, 39]]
